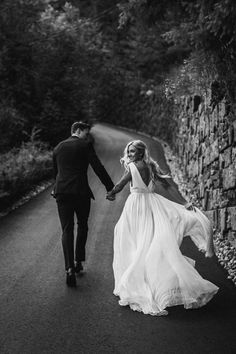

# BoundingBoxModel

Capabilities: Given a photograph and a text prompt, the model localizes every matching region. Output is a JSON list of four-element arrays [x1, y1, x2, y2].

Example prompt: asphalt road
[[0, 124, 236, 354]]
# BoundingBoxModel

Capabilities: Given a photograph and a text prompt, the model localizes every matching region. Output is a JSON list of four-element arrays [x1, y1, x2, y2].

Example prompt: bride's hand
[[51, 189, 56, 198], [106, 191, 115, 201], [184, 202, 196, 212]]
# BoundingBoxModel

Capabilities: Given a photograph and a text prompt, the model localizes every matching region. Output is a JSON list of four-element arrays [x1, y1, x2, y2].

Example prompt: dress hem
[[113, 288, 219, 316]]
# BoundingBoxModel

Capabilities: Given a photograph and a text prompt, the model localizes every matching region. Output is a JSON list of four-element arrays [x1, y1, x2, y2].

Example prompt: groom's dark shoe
[[66, 268, 76, 287], [74, 261, 83, 274]]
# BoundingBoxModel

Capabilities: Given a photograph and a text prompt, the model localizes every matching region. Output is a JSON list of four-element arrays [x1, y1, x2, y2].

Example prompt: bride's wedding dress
[[113, 162, 219, 316]]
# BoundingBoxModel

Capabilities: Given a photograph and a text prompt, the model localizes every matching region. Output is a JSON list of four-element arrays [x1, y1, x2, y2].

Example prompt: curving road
[[0, 124, 235, 354]]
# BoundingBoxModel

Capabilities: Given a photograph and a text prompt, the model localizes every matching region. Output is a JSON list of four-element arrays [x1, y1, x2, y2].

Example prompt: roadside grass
[[0, 141, 53, 211]]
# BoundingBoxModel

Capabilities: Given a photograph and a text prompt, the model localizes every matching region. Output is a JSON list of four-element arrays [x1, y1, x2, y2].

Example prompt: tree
[[118, 0, 236, 106], [0, 1, 106, 148]]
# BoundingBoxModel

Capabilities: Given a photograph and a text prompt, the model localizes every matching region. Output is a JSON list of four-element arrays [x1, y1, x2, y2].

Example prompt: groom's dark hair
[[71, 121, 91, 134]]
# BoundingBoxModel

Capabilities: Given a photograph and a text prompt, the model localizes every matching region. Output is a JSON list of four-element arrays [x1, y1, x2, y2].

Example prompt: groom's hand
[[184, 202, 196, 212], [106, 191, 115, 201]]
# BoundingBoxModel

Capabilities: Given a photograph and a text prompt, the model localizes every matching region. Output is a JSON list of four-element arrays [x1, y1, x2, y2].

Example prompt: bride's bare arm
[[107, 169, 132, 198]]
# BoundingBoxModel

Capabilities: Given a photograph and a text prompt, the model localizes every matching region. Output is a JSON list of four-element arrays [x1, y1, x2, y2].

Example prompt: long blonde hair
[[120, 140, 163, 181]]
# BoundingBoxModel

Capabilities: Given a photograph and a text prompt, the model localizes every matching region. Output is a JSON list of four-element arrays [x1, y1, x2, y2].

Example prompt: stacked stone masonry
[[175, 92, 236, 246]]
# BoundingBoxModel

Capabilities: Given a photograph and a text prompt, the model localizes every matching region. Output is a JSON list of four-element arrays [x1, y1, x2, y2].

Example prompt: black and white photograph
[[0, 1, 236, 353]]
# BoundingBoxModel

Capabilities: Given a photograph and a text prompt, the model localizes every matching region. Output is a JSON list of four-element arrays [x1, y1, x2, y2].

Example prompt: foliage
[[0, 140, 52, 210], [164, 51, 218, 99], [0, 0, 46, 120], [97, 59, 176, 144], [0, 102, 27, 152], [0, 0, 104, 148], [32, 3, 104, 143], [2, 0, 236, 153], [93, 9, 185, 144], [0, 0, 195, 152], [118, 0, 236, 108]]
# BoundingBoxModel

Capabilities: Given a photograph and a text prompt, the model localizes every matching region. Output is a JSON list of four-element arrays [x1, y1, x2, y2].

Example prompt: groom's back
[[55, 137, 89, 173], [53, 136, 92, 197]]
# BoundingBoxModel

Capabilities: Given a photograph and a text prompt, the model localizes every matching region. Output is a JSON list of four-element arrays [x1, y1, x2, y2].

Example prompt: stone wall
[[174, 93, 236, 246]]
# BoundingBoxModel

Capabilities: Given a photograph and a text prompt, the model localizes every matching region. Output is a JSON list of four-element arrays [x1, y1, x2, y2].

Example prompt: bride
[[107, 140, 219, 316]]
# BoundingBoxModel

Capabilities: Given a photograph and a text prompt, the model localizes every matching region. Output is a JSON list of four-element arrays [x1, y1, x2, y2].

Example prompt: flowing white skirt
[[113, 192, 219, 316]]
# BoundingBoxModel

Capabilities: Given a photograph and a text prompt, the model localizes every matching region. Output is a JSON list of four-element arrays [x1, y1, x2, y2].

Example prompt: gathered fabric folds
[[113, 162, 219, 316]]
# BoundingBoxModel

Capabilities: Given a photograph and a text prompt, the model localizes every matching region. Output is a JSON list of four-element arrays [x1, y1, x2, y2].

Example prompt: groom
[[53, 121, 115, 287]]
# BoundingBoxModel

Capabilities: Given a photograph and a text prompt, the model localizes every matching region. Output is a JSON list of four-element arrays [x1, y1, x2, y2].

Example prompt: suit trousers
[[56, 194, 91, 270]]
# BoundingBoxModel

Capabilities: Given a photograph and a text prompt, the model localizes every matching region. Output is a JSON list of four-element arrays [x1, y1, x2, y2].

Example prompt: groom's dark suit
[[53, 135, 114, 270]]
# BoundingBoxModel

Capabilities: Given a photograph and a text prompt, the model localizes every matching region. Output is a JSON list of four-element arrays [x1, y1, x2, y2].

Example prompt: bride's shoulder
[[124, 162, 133, 174]]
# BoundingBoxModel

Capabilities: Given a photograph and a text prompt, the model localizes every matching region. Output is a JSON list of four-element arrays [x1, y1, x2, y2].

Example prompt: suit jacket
[[53, 136, 114, 199]]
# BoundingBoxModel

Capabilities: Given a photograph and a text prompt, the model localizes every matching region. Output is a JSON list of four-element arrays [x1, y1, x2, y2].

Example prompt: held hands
[[51, 189, 56, 198], [106, 190, 116, 201]]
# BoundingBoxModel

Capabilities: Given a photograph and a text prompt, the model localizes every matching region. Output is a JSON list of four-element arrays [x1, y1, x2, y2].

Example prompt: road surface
[[0, 124, 235, 354]]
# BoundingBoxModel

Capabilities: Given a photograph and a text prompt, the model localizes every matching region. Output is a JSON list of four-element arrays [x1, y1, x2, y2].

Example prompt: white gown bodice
[[129, 162, 154, 194]]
